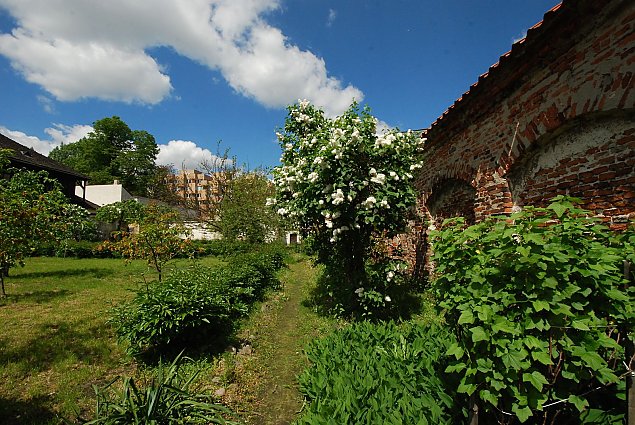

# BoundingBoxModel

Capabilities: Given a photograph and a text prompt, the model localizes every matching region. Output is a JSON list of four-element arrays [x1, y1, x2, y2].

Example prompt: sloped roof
[[0, 132, 88, 179], [424, 0, 609, 136]]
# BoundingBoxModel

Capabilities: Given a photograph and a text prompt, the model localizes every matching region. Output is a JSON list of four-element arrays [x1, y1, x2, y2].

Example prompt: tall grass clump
[[83, 353, 239, 424]]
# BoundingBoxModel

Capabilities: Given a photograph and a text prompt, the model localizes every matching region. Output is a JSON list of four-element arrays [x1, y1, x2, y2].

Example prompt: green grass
[[0, 256, 223, 425], [1, 252, 427, 424], [217, 255, 341, 424]]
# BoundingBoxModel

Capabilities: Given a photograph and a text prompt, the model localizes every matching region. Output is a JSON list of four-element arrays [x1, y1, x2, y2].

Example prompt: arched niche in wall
[[426, 178, 477, 227], [507, 110, 634, 215]]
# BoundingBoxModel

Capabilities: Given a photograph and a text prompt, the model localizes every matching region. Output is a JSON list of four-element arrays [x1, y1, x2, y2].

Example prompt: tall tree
[[218, 170, 281, 243], [49, 116, 162, 197]]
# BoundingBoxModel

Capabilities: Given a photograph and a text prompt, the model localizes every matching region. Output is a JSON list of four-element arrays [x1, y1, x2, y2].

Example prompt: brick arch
[[426, 177, 477, 226], [507, 110, 635, 222]]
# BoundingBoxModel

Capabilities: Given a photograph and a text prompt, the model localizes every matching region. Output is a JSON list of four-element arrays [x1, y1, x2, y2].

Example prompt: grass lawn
[[0, 256, 223, 425]]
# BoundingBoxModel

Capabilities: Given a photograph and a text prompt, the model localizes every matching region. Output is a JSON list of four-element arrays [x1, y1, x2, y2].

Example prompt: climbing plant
[[432, 197, 634, 423]]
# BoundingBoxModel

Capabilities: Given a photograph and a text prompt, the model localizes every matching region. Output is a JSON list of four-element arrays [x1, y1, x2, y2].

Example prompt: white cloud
[[375, 119, 393, 134], [512, 30, 527, 44], [0, 123, 92, 155], [157, 140, 225, 170], [327, 9, 337, 27], [44, 123, 93, 146], [37, 95, 55, 113], [0, 0, 362, 114], [1, 124, 222, 171]]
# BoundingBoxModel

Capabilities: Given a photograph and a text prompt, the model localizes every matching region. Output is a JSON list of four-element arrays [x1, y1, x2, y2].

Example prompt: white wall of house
[[75, 181, 133, 207], [183, 222, 222, 240]]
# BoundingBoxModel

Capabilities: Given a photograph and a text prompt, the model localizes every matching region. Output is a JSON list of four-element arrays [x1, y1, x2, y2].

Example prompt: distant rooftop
[[0, 132, 88, 179]]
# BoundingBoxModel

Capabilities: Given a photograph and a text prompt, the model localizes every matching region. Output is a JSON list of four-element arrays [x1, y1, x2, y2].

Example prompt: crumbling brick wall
[[401, 0, 634, 271]]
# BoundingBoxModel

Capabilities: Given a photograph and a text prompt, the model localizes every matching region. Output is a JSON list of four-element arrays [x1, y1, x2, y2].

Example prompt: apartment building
[[166, 169, 223, 207]]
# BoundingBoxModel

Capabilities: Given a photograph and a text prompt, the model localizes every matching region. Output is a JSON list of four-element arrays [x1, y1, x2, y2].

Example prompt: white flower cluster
[[331, 189, 344, 205], [374, 132, 398, 148]]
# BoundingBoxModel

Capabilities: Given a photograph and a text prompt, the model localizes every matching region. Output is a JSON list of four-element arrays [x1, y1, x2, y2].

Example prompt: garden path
[[225, 257, 335, 424]]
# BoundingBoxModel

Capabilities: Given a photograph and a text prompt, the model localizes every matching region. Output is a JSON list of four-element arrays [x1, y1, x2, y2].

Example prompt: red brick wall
[[414, 0, 634, 226], [398, 0, 634, 269]]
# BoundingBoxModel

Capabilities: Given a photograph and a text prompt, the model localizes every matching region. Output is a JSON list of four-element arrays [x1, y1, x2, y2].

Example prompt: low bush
[[111, 247, 286, 356], [432, 197, 633, 423], [33, 241, 121, 258], [82, 353, 239, 424], [111, 265, 243, 356], [296, 321, 463, 424], [191, 239, 254, 257]]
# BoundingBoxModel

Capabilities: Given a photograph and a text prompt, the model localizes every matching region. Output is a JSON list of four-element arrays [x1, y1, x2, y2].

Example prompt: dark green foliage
[[110, 265, 242, 356], [431, 197, 633, 423], [111, 247, 286, 356], [218, 171, 282, 243], [296, 321, 463, 424], [33, 241, 121, 258], [83, 353, 239, 424], [49, 117, 166, 197], [190, 239, 255, 257]]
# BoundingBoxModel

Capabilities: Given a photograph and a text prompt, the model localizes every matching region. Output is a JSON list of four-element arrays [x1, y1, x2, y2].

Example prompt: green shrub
[[111, 265, 244, 356], [111, 249, 285, 356], [191, 239, 254, 257], [83, 353, 238, 424], [431, 197, 633, 423], [296, 321, 463, 424]]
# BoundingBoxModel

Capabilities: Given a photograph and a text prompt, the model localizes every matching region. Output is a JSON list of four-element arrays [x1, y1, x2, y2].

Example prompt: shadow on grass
[[10, 267, 112, 280], [135, 322, 239, 366], [0, 395, 57, 425], [0, 322, 115, 374], [1, 289, 71, 305], [302, 272, 423, 322]]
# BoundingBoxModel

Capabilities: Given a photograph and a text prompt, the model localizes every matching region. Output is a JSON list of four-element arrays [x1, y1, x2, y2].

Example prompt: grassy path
[[223, 256, 336, 424]]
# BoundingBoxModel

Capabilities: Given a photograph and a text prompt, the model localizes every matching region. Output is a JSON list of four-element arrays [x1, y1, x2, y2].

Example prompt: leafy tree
[[98, 203, 193, 282], [49, 116, 162, 197], [218, 171, 281, 243], [0, 149, 82, 296], [146, 165, 182, 205], [272, 101, 423, 317], [171, 144, 239, 231], [95, 199, 147, 233]]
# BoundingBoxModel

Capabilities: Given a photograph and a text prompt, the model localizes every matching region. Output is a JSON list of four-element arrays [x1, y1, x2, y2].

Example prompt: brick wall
[[400, 0, 634, 269]]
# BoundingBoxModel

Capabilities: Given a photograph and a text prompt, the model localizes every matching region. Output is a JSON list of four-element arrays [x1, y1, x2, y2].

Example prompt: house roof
[[0, 132, 88, 180], [423, 0, 606, 137]]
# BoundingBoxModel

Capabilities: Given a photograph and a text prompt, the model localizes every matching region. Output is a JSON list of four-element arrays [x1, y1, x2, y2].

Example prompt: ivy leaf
[[531, 350, 553, 366], [458, 310, 475, 325], [492, 317, 516, 334], [605, 288, 630, 302], [457, 382, 478, 395], [523, 371, 549, 392], [570, 320, 590, 331], [501, 350, 525, 369], [531, 300, 550, 312], [512, 404, 533, 423], [549, 202, 567, 218], [470, 326, 488, 343], [579, 351, 606, 370], [479, 389, 498, 407], [568, 395, 589, 412], [445, 343, 464, 359]]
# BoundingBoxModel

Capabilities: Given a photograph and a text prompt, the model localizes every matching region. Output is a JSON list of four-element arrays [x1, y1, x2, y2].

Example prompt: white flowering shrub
[[272, 101, 424, 317]]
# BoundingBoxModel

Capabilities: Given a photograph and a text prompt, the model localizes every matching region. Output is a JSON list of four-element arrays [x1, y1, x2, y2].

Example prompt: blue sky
[[0, 0, 559, 171]]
